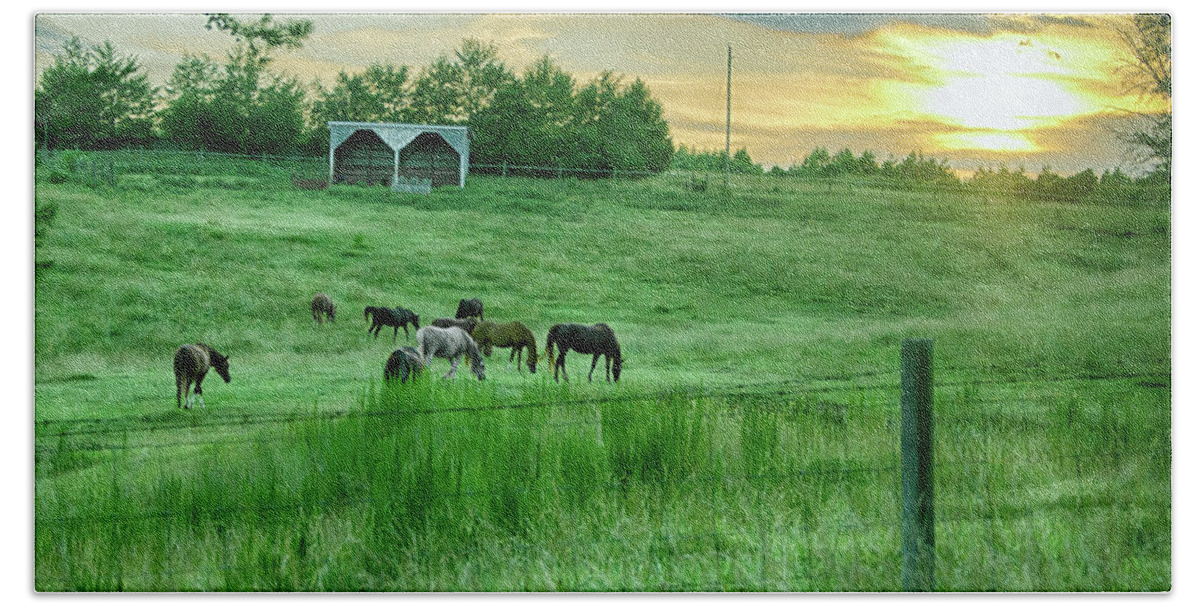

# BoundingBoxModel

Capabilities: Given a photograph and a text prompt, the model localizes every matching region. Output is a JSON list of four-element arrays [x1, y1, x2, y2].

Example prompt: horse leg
[[392, 326, 399, 343], [556, 353, 568, 383], [445, 356, 460, 379], [589, 353, 602, 382], [605, 355, 612, 383]]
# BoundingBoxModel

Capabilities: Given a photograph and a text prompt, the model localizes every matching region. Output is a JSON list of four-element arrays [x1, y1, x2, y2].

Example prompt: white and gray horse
[[416, 325, 486, 381]]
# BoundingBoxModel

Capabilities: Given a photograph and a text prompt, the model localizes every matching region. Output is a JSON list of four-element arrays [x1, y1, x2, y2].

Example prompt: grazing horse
[[311, 293, 336, 325], [384, 346, 425, 385], [416, 326, 486, 381], [544, 323, 622, 383], [173, 343, 231, 409], [455, 298, 484, 320], [431, 317, 478, 335], [365, 305, 421, 341], [472, 320, 539, 374]]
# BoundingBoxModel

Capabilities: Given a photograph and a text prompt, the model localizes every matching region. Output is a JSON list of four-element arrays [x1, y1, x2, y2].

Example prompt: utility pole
[[725, 44, 732, 191]]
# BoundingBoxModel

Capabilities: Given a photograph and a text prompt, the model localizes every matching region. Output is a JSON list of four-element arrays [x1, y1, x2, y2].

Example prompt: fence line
[[33, 369, 1165, 442], [39, 148, 663, 181]]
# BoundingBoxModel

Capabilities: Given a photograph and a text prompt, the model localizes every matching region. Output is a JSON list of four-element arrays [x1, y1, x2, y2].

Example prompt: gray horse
[[416, 326, 486, 381]]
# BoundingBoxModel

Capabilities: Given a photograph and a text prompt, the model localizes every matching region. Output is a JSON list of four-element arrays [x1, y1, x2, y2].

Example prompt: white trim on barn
[[327, 121, 470, 188]]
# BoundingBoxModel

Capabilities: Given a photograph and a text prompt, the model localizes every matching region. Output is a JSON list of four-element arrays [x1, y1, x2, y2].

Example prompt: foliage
[[1114, 14, 1172, 174], [967, 165, 1168, 206], [34, 37, 156, 150], [306, 64, 413, 152], [672, 146, 762, 174], [159, 14, 313, 154]]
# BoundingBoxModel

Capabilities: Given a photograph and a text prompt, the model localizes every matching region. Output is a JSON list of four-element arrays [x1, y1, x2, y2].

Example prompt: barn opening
[[328, 122, 470, 190]]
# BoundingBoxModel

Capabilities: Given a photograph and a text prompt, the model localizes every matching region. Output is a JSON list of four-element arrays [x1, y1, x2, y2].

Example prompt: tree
[[159, 54, 222, 150], [161, 13, 313, 153], [1115, 14, 1171, 174], [35, 37, 156, 149], [307, 63, 413, 152]]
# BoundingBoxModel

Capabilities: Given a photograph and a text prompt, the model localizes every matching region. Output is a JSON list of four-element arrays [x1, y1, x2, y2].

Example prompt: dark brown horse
[[455, 298, 484, 320], [311, 293, 336, 325], [384, 346, 425, 385], [472, 320, 539, 374], [431, 317, 478, 334], [365, 306, 421, 341], [544, 323, 622, 383], [173, 343, 231, 409]]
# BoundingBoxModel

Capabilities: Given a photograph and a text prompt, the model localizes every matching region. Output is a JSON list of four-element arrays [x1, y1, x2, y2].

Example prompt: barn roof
[[327, 121, 470, 160]]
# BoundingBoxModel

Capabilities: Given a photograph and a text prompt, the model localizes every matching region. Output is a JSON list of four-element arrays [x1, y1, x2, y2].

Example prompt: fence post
[[901, 338, 935, 591]]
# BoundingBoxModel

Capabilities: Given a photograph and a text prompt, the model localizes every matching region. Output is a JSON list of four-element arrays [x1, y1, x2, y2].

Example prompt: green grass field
[[33, 156, 1171, 591]]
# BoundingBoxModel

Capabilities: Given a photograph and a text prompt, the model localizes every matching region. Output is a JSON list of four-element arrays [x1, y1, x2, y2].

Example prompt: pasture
[[33, 157, 1170, 591]]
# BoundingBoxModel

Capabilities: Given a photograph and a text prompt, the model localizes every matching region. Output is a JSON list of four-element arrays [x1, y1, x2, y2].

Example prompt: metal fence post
[[901, 338, 935, 591]]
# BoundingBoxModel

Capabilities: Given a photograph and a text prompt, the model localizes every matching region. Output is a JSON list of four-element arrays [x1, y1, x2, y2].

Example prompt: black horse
[[384, 346, 425, 385], [431, 317, 478, 335], [544, 322, 623, 383], [455, 298, 484, 320], [365, 306, 421, 341]]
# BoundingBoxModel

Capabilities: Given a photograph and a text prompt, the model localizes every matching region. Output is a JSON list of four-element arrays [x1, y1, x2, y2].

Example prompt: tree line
[[673, 145, 1167, 205], [35, 15, 675, 176]]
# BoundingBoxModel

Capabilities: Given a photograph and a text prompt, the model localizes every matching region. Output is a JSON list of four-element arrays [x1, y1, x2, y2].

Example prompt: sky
[[33, 9, 1166, 176]]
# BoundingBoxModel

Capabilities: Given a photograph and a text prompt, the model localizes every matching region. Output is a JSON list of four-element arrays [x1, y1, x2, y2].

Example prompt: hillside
[[32, 157, 1172, 591]]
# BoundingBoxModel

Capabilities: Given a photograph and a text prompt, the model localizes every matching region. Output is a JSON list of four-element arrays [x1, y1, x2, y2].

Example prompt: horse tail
[[524, 326, 539, 371], [544, 325, 559, 371]]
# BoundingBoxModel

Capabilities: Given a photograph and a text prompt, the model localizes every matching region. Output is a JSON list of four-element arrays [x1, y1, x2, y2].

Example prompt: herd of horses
[[172, 295, 622, 409]]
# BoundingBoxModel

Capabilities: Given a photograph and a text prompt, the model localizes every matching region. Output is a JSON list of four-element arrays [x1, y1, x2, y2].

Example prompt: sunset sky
[[33, 9, 1169, 175]]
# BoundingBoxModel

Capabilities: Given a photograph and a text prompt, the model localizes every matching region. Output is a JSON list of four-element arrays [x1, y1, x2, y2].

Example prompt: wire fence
[[33, 368, 1167, 443], [36, 147, 1172, 207]]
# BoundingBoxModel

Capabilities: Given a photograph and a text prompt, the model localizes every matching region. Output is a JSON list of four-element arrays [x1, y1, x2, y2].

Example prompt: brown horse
[[472, 320, 539, 374], [173, 343, 231, 409], [544, 323, 622, 383], [311, 293, 336, 325], [384, 346, 425, 385]]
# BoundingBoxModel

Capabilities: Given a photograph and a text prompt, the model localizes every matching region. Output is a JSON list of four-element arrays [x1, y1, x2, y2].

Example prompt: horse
[[311, 293, 336, 325], [384, 346, 425, 385], [173, 343, 231, 409], [416, 326, 486, 381], [365, 305, 421, 341], [472, 320, 539, 374], [455, 298, 484, 320], [544, 323, 622, 383], [431, 317, 478, 335]]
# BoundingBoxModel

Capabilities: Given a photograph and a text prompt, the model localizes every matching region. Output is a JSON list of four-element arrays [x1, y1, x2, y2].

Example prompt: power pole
[[725, 44, 732, 191]]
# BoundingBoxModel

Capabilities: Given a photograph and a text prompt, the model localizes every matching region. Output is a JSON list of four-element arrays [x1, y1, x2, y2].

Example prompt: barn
[[327, 122, 470, 190]]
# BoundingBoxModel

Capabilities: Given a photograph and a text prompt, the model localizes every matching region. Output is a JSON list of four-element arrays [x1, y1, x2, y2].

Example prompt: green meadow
[[33, 154, 1170, 591]]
